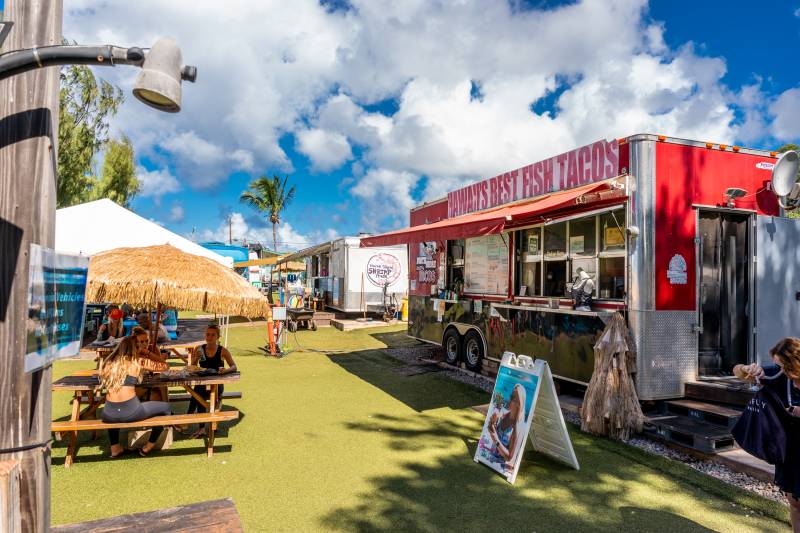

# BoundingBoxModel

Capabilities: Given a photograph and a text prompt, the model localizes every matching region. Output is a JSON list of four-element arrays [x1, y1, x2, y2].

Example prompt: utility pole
[[0, 0, 61, 530]]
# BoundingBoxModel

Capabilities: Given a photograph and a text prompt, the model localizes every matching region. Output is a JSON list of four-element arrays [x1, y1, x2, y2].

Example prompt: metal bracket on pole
[[0, 22, 13, 49]]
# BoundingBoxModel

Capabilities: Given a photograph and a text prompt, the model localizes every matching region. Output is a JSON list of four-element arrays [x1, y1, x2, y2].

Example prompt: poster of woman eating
[[474, 360, 539, 482], [475, 354, 579, 484]]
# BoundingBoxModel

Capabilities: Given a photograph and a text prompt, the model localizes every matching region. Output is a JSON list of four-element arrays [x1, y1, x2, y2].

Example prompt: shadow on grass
[[324, 349, 788, 531], [328, 349, 484, 412], [321, 414, 742, 532], [368, 330, 429, 350]]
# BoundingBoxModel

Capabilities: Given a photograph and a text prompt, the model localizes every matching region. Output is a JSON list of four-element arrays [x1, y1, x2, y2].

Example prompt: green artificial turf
[[51, 324, 789, 532]]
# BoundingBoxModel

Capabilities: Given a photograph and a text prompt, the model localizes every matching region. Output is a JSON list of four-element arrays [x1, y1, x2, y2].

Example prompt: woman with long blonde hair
[[100, 336, 170, 457]]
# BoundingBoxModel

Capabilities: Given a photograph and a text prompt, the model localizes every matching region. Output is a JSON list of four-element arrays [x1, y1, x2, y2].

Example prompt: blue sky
[[63, 0, 800, 252]]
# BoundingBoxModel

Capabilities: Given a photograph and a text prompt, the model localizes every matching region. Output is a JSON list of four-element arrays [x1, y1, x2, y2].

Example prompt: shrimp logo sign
[[667, 254, 688, 285], [366, 253, 401, 287]]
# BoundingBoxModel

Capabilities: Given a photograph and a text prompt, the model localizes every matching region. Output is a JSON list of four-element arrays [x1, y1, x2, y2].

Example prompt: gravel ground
[[383, 345, 789, 507]]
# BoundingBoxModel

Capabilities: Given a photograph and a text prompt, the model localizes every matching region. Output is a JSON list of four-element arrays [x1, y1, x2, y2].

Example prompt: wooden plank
[[52, 372, 241, 391], [0, 460, 21, 532], [51, 498, 243, 532], [0, 0, 62, 529], [52, 411, 239, 432], [76, 391, 243, 403], [666, 399, 742, 418]]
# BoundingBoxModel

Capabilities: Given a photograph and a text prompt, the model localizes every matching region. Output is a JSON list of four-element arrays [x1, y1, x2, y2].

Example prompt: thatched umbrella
[[86, 245, 270, 344]]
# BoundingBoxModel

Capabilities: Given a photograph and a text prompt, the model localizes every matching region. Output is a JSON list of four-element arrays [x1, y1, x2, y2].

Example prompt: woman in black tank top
[[185, 324, 238, 438]]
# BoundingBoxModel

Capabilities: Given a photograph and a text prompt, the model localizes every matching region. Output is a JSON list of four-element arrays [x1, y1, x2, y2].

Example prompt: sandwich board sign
[[474, 352, 579, 484]]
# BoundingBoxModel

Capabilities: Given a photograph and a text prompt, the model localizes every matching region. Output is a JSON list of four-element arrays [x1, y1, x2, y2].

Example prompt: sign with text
[[448, 139, 619, 218], [464, 234, 509, 295], [475, 353, 579, 484], [25, 245, 89, 373], [366, 252, 402, 287]]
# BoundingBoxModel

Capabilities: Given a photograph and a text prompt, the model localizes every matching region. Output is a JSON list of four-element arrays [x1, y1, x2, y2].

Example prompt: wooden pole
[[0, 1, 62, 530], [151, 303, 163, 352]]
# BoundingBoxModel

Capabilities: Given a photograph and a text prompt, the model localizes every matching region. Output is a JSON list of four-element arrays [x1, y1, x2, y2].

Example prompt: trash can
[[401, 297, 409, 321]]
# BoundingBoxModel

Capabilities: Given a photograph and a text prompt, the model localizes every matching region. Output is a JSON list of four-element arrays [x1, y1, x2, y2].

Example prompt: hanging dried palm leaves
[[580, 312, 644, 441]]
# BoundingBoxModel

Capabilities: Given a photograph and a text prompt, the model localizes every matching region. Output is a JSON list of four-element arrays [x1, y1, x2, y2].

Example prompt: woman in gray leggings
[[100, 337, 171, 457]]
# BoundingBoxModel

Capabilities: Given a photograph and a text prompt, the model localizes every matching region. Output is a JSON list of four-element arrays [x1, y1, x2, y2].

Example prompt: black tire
[[443, 329, 462, 365], [287, 320, 298, 333], [463, 330, 485, 371]]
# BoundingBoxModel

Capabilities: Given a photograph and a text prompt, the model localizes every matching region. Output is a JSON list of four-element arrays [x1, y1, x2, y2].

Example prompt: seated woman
[[185, 324, 237, 438], [130, 326, 168, 401], [136, 312, 169, 343], [97, 307, 125, 341], [99, 336, 170, 457]]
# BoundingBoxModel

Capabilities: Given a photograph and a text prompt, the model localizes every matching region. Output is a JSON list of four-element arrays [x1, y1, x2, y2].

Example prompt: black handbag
[[731, 385, 791, 465]]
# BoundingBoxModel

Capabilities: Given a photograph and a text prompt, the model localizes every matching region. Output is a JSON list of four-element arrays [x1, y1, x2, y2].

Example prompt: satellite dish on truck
[[772, 150, 800, 210]]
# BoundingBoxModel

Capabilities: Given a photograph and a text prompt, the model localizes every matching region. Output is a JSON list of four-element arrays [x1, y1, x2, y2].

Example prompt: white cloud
[[136, 166, 181, 203], [65, 0, 796, 230], [351, 168, 419, 231], [196, 212, 339, 252], [168, 203, 185, 223], [769, 88, 800, 141], [296, 128, 353, 171]]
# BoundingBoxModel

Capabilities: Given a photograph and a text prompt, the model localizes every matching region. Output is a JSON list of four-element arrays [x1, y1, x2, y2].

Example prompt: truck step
[[661, 399, 742, 429], [684, 380, 754, 407], [644, 414, 736, 454]]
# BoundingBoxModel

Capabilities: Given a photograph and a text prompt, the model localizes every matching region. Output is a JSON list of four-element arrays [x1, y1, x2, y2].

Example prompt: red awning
[[361, 180, 621, 247]]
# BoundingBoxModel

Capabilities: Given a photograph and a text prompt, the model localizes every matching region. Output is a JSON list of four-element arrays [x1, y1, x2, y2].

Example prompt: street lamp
[[0, 24, 196, 112]]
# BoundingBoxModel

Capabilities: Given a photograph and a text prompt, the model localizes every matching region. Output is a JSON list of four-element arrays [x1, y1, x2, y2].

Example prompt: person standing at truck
[[734, 338, 800, 532], [571, 268, 594, 312]]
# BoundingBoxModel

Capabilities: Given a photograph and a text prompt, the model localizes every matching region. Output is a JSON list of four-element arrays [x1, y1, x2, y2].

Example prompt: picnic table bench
[[52, 372, 240, 467], [51, 497, 243, 532]]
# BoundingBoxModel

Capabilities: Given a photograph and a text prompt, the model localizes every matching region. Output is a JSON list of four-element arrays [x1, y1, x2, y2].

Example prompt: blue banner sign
[[25, 244, 89, 372]]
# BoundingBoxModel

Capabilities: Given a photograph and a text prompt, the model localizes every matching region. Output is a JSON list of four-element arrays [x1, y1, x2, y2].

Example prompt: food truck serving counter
[[361, 133, 800, 401]]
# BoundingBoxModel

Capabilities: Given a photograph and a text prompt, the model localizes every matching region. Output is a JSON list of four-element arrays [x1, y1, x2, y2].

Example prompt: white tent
[[56, 199, 233, 267]]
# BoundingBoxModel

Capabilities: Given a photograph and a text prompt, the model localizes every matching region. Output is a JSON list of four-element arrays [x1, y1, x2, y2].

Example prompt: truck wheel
[[464, 330, 484, 372], [443, 329, 461, 365], [288, 320, 297, 333]]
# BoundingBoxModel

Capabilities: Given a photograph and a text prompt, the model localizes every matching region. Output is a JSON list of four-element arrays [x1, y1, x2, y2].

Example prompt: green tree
[[57, 64, 134, 207], [92, 136, 139, 207], [777, 144, 800, 219], [239, 175, 296, 252]]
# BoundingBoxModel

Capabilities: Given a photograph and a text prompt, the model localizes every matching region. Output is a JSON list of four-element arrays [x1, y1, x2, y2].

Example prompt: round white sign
[[367, 253, 402, 287]]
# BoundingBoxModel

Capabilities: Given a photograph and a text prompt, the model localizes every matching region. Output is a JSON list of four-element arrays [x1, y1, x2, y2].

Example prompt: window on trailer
[[515, 207, 627, 301], [517, 227, 542, 296]]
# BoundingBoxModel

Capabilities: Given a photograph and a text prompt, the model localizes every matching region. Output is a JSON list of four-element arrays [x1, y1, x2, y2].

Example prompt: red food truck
[[361, 133, 800, 404]]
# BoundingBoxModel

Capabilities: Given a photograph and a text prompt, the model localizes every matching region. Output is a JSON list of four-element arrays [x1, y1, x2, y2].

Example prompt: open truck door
[[754, 215, 800, 365]]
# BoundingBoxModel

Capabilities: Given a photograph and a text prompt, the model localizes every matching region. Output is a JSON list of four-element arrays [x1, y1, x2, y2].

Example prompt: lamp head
[[133, 37, 195, 113], [724, 187, 747, 207]]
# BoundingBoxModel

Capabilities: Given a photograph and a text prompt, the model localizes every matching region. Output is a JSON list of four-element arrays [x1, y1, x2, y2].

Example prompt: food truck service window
[[517, 227, 542, 296], [464, 234, 509, 295], [516, 207, 626, 301]]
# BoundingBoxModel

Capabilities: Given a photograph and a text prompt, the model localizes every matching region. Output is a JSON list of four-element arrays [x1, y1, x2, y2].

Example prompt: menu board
[[464, 234, 509, 295]]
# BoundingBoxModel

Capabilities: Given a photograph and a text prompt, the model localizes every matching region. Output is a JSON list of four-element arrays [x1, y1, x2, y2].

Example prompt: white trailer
[[287, 237, 408, 314]]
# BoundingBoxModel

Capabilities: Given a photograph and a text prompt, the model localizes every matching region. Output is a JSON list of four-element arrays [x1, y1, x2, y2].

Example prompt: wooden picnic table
[[52, 371, 240, 466], [90, 339, 206, 366]]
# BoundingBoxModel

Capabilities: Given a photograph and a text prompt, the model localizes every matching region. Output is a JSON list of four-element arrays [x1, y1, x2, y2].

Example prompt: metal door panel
[[755, 216, 800, 364]]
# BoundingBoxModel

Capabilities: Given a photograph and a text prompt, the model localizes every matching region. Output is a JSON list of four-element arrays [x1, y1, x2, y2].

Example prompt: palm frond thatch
[[86, 244, 270, 318], [580, 312, 644, 441]]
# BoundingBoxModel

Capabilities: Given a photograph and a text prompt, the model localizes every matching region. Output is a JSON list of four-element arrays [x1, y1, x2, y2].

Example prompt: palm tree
[[239, 175, 296, 253]]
